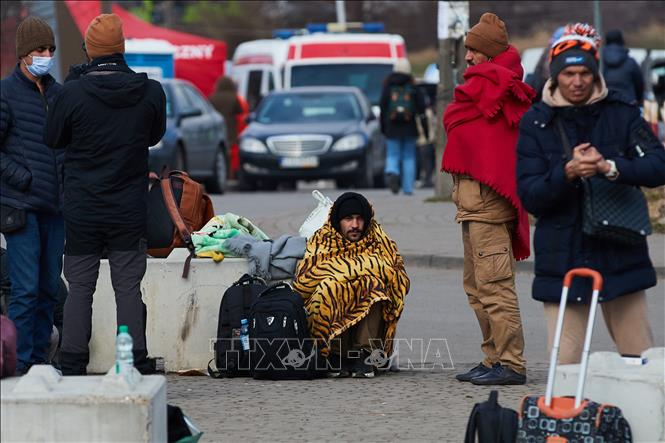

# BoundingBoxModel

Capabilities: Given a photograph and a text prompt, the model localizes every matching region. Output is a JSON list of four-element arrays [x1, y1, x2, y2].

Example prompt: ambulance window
[[247, 70, 263, 111], [268, 72, 275, 92]]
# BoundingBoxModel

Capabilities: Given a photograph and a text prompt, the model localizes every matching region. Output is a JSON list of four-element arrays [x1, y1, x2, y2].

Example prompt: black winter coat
[[379, 72, 426, 139], [44, 55, 166, 227], [516, 91, 665, 304], [602, 44, 644, 104], [1, 65, 63, 213]]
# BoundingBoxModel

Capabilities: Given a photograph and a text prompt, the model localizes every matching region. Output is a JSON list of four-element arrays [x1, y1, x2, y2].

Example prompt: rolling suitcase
[[517, 268, 633, 442]]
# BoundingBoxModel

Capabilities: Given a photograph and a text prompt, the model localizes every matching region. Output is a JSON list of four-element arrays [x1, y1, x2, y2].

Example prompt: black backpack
[[248, 282, 323, 380], [464, 390, 518, 443], [208, 274, 267, 378], [387, 84, 416, 123]]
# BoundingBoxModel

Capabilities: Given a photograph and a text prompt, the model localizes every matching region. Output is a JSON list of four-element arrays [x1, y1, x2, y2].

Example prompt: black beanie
[[605, 29, 624, 46], [330, 192, 373, 235], [549, 38, 599, 80]]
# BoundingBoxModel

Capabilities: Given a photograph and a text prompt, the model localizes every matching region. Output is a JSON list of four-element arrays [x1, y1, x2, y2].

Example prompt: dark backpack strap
[[207, 358, 223, 379], [464, 404, 479, 443], [160, 178, 195, 278]]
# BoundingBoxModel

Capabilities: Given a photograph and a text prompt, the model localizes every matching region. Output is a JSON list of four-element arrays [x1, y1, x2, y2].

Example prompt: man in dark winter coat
[[44, 13, 166, 375], [379, 60, 426, 195], [1, 16, 64, 375], [517, 23, 665, 364], [602, 29, 644, 105]]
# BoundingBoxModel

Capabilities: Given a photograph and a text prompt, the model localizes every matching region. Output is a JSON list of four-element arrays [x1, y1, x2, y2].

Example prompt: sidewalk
[[213, 187, 665, 275]]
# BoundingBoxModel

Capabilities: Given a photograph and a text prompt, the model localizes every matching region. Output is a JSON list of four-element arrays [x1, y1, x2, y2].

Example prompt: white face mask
[[24, 55, 54, 77]]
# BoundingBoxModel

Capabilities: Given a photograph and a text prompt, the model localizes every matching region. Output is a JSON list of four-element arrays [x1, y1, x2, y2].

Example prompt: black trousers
[[60, 222, 149, 374]]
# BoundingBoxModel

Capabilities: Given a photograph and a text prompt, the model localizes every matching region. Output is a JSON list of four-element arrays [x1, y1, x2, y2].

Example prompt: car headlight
[[332, 134, 366, 152], [149, 140, 163, 150], [240, 137, 268, 153]]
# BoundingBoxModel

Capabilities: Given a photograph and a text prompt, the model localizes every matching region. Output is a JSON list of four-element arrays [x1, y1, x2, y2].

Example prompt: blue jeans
[[5, 211, 64, 371], [384, 136, 417, 194]]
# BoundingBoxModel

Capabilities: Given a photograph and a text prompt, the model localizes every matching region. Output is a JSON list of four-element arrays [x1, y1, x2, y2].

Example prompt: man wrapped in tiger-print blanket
[[293, 192, 410, 377]]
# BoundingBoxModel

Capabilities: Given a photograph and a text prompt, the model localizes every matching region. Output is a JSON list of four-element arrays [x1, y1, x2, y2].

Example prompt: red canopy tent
[[64, 1, 226, 96]]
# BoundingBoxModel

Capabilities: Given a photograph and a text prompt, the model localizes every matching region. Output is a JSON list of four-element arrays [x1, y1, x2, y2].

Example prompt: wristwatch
[[604, 159, 619, 180]]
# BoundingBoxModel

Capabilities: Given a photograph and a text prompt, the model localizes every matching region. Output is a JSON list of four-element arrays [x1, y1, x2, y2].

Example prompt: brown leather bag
[[147, 171, 214, 277]]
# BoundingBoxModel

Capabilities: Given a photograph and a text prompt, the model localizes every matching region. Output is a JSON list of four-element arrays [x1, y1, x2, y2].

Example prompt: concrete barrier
[[553, 347, 665, 442], [1, 365, 167, 442], [88, 249, 249, 373]]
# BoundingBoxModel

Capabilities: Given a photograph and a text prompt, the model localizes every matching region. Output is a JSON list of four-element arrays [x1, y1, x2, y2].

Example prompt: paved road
[[167, 261, 664, 441], [208, 185, 665, 272]]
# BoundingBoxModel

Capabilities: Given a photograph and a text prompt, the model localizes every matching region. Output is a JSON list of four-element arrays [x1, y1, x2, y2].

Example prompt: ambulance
[[230, 23, 409, 111]]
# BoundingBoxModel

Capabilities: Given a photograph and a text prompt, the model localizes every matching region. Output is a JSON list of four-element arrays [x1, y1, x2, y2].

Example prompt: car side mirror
[[245, 112, 256, 124], [177, 108, 202, 125]]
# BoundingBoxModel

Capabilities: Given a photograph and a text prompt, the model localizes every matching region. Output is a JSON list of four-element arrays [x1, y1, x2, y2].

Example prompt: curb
[[403, 254, 665, 278]]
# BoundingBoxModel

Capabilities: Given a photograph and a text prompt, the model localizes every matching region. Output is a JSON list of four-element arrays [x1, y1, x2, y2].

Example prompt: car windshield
[[256, 92, 362, 124], [162, 84, 174, 118], [290, 64, 393, 105]]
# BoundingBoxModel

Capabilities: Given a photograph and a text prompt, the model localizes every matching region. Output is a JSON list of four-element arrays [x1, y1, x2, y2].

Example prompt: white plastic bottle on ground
[[115, 325, 134, 381]]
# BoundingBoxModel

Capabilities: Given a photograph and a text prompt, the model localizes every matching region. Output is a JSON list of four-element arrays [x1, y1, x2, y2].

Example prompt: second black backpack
[[249, 282, 322, 380], [210, 274, 267, 377]]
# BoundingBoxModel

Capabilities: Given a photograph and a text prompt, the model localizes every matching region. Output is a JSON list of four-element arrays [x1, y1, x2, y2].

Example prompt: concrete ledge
[[1, 365, 167, 442], [89, 249, 248, 373], [553, 347, 665, 442]]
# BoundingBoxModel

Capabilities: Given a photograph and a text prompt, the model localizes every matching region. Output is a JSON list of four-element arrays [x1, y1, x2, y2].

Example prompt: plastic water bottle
[[115, 325, 134, 378], [240, 318, 250, 351]]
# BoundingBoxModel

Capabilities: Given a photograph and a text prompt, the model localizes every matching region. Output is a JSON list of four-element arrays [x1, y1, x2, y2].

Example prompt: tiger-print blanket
[[293, 219, 410, 357]]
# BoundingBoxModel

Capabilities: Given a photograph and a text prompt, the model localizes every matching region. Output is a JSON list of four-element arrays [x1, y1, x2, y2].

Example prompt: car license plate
[[280, 156, 319, 168]]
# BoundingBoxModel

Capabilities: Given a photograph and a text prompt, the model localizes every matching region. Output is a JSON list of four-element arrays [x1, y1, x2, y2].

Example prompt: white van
[[284, 32, 409, 107], [230, 39, 289, 110], [231, 24, 409, 110]]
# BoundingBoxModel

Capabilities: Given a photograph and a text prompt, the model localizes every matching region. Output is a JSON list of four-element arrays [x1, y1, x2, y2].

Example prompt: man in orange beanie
[[441, 13, 535, 385], [44, 13, 166, 376]]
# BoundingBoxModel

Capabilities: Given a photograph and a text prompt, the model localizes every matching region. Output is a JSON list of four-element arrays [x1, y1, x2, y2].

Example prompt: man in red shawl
[[441, 13, 535, 385]]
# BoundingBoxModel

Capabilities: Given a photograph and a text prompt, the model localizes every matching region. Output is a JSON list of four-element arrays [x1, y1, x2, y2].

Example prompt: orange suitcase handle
[[563, 268, 603, 292]]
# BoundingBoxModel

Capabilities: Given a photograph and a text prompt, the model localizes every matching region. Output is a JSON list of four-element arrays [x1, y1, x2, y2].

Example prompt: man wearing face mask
[[0, 16, 64, 375]]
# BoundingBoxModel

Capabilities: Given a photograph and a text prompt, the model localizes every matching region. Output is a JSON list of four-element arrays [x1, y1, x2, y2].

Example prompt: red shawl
[[441, 46, 535, 260]]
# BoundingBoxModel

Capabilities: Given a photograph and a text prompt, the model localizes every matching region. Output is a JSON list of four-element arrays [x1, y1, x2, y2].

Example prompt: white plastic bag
[[299, 190, 333, 239]]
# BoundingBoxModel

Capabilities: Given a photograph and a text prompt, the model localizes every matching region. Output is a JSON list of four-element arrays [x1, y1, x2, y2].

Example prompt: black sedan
[[238, 87, 385, 190]]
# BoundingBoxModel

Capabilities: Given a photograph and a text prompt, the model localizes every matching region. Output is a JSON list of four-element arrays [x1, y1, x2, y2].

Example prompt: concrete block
[[553, 347, 665, 442], [1, 365, 167, 442], [88, 249, 249, 373]]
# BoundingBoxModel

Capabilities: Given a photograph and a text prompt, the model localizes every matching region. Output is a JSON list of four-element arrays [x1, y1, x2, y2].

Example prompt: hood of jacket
[[602, 44, 629, 67], [490, 45, 524, 78], [384, 72, 413, 87], [215, 76, 236, 93], [79, 55, 148, 108]]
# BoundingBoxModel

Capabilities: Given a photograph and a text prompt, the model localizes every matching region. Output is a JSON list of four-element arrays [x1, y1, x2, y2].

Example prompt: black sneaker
[[470, 364, 526, 385], [351, 350, 376, 378], [326, 353, 350, 378], [387, 173, 400, 194], [455, 362, 493, 382]]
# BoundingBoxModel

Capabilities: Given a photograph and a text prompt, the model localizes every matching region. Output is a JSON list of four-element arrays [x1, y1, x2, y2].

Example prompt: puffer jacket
[[0, 65, 63, 213], [516, 91, 665, 304], [602, 44, 644, 104]]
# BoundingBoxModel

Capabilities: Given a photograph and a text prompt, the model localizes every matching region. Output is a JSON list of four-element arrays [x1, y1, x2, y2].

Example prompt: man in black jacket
[[1, 17, 64, 375], [602, 29, 644, 105], [44, 13, 166, 375]]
